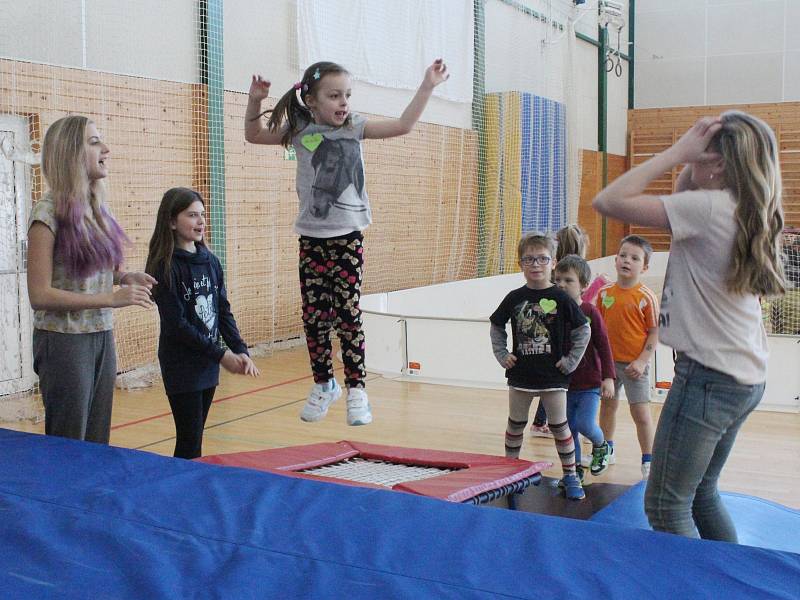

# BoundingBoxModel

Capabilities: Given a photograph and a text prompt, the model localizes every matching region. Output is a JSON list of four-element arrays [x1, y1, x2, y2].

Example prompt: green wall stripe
[[473, 0, 488, 277], [200, 0, 226, 271]]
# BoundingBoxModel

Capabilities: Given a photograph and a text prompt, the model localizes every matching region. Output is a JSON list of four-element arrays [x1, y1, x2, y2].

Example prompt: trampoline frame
[[198, 440, 550, 506]]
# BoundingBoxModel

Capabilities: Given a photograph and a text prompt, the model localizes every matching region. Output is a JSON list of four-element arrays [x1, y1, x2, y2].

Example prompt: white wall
[[635, 0, 797, 108], [0, 0, 197, 83], [0, 1, 84, 67], [224, 0, 472, 129], [483, 0, 629, 154]]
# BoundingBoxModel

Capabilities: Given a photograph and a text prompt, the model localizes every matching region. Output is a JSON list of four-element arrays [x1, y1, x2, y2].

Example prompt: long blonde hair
[[41, 115, 127, 278], [555, 224, 587, 260], [715, 111, 785, 296]]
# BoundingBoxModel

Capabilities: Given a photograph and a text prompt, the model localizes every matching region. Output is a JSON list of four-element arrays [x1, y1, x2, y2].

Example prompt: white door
[[0, 115, 34, 396]]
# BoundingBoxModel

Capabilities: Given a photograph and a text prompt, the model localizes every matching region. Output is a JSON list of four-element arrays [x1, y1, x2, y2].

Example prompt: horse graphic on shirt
[[310, 137, 366, 219]]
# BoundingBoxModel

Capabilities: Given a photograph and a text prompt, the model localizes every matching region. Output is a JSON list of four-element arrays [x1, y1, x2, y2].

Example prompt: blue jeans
[[644, 355, 764, 541], [566, 388, 604, 465]]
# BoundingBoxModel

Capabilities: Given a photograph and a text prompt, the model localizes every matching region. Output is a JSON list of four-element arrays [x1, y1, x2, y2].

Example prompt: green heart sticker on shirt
[[301, 133, 323, 152], [539, 298, 557, 314], [602, 295, 615, 309]]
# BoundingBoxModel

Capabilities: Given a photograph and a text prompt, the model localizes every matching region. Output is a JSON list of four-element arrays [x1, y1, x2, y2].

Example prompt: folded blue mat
[[591, 481, 800, 555], [2, 429, 799, 599]]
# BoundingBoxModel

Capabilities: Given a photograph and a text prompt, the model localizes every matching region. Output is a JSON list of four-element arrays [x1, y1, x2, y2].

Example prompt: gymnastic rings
[[605, 55, 623, 77]]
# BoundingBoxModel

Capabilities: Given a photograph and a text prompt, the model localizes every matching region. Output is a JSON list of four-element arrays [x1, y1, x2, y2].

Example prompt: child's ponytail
[[263, 61, 351, 148], [266, 84, 313, 148]]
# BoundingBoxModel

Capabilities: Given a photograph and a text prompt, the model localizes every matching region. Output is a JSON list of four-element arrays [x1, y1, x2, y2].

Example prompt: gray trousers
[[33, 329, 117, 444]]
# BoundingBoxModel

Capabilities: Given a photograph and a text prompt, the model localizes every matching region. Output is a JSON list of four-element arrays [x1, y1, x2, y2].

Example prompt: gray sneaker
[[300, 379, 342, 422]]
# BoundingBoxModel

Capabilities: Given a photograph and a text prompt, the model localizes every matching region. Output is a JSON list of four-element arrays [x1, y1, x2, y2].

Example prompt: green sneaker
[[576, 464, 591, 486], [590, 441, 611, 476]]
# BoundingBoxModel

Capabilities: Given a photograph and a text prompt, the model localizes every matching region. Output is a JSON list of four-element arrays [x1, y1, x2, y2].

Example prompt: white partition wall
[[362, 252, 800, 412]]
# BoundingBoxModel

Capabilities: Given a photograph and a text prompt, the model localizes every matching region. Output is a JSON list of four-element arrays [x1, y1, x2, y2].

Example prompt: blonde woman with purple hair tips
[[27, 115, 155, 444]]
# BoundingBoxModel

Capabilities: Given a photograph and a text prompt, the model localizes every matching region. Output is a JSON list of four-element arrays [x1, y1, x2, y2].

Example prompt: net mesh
[[765, 229, 800, 335], [299, 457, 458, 486]]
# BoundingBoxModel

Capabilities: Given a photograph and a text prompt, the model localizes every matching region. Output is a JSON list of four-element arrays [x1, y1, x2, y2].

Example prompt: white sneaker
[[529, 423, 552, 438], [300, 379, 342, 422], [346, 388, 372, 426], [641, 461, 651, 480]]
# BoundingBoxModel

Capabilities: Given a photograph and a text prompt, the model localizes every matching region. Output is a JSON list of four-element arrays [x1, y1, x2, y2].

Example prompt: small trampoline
[[198, 441, 550, 505]]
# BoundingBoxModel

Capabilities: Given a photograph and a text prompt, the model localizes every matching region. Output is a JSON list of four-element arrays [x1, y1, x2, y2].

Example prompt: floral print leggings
[[299, 232, 366, 389]]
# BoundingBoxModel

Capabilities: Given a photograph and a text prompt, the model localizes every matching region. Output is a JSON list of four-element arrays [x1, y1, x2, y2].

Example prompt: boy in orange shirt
[[595, 235, 659, 479]]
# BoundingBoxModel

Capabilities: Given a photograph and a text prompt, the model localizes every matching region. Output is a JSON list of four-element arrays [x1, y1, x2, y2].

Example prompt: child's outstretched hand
[[238, 354, 260, 377], [423, 59, 449, 88], [249, 75, 271, 102]]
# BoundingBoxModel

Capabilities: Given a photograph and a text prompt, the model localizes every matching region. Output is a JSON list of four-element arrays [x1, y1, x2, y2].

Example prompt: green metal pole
[[628, 0, 635, 109], [200, 0, 227, 272], [576, 31, 630, 61], [473, 0, 488, 277], [598, 24, 609, 256]]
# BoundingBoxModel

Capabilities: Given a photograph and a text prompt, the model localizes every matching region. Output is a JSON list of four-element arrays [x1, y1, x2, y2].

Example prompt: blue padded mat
[[1, 428, 799, 599], [591, 481, 800, 554]]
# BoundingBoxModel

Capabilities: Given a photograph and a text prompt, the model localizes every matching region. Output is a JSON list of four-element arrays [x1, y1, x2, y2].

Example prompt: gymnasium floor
[[3, 345, 798, 510]]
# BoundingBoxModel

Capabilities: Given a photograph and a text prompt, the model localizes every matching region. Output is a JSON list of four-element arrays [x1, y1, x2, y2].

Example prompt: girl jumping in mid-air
[[244, 59, 449, 426], [146, 187, 258, 459]]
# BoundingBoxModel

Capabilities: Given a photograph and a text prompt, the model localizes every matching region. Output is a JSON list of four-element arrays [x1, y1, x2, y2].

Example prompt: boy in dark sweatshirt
[[554, 255, 616, 480]]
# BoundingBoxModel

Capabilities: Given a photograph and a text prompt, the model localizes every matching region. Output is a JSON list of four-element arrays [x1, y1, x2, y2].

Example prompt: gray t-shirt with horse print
[[292, 113, 371, 238]]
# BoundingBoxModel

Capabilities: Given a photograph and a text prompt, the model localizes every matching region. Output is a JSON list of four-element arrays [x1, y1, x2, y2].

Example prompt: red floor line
[[110, 373, 314, 431]]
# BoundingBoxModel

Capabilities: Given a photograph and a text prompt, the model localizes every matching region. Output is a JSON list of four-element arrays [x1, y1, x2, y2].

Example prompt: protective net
[[0, 0, 590, 418], [766, 228, 800, 336]]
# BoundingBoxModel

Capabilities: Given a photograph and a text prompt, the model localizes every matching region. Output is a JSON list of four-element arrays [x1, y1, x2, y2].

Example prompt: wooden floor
[[3, 346, 799, 509]]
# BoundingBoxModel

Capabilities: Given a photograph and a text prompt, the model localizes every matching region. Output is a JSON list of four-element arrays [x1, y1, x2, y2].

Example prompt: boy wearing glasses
[[490, 232, 590, 500]]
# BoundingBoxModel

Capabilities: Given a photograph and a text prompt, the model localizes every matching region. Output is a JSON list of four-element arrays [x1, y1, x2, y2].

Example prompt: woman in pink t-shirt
[[592, 112, 785, 542]]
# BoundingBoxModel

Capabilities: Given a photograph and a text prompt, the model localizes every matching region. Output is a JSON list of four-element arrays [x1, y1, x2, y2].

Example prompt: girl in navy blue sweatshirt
[[146, 187, 259, 458]]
